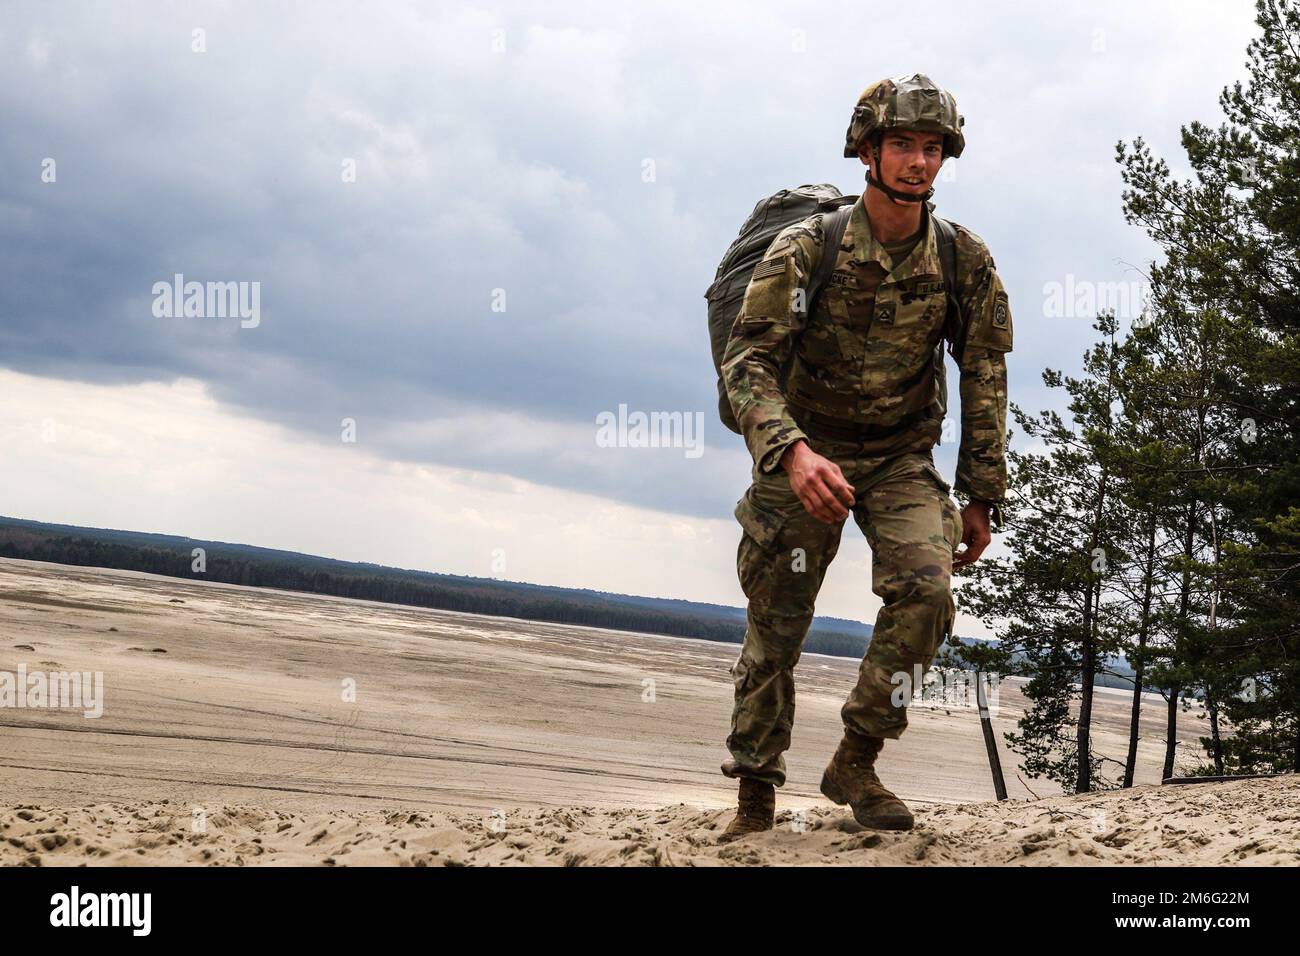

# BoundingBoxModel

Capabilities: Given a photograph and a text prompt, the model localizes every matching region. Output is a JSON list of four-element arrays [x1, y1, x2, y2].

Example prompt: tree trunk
[[1163, 688, 1180, 781], [1208, 693, 1225, 774], [1164, 496, 1198, 781], [1076, 454, 1111, 795], [1076, 583, 1097, 794], [1125, 661, 1145, 788], [1124, 507, 1158, 788]]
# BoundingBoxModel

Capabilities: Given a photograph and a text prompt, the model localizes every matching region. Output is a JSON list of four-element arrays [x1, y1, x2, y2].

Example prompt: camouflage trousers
[[725, 441, 961, 788]]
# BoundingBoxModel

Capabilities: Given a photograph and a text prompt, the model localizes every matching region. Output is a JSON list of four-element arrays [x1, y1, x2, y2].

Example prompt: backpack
[[704, 183, 964, 436]]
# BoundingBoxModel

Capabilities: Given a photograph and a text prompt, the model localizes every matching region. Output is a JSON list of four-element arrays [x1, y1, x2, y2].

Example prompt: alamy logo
[[49, 886, 151, 936], [152, 273, 260, 328], [890, 665, 1000, 716], [0, 665, 103, 718], [1041, 274, 1149, 321], [595, 404, 704, 459]]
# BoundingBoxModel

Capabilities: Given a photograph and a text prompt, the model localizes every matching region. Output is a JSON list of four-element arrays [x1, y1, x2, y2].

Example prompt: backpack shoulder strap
[[774, 204, 850, 394], [807, 205, 852, 305], [931, 214, 966, 364]]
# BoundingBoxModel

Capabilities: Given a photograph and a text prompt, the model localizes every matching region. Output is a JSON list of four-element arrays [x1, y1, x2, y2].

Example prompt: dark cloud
[[0, 1, 1256, 518]]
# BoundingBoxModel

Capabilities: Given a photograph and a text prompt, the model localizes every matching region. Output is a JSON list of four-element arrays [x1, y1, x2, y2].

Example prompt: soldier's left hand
[[953, 502, 992, 569]]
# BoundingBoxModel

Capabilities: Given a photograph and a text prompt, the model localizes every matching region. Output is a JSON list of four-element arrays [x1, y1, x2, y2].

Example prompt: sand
[[1, 556, 1294, 866]]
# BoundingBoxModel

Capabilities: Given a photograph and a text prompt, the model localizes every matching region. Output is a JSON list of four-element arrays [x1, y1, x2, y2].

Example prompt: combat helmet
[[843, 73, 965, 203]]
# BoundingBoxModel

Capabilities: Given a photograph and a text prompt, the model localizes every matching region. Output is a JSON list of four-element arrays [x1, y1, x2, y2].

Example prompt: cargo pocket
[[734, 494, 786, 605], [917, 461, 961, 553], [728, 652, 752, 694]]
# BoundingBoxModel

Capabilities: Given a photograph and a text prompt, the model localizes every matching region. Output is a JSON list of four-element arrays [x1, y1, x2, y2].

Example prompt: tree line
[[0, 520, 881, 658]]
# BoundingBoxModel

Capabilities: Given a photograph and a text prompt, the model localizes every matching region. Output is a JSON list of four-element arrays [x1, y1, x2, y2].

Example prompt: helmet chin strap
[[867, 142, 933, 204]]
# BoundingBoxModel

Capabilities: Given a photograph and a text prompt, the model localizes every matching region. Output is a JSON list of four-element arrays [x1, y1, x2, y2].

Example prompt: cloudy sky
[[0, 1, 1260, 634]]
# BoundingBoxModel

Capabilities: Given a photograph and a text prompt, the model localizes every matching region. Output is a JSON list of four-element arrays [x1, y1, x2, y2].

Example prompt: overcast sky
[[0, 1, 1261, 634]]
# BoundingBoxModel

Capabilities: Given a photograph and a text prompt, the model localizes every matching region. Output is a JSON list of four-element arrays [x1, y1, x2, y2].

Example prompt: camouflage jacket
[[721, 194, 1012, 510]]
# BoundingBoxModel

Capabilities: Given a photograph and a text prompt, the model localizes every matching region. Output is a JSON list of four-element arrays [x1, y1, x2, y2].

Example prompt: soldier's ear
[[857, 144, 872, 166]]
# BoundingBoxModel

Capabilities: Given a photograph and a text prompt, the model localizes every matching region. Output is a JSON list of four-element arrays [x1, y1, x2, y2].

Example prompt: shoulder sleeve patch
[[993, 291, 1010, 329], [967, 287, 1013, 352], [739, 252, 796, 319]]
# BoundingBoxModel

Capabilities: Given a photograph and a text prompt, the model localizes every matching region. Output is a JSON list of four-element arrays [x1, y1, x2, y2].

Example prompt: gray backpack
[[704, 183, 962, 435]]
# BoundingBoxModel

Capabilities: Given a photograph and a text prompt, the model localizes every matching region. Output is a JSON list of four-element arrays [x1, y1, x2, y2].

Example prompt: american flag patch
[[751, 257, 787, 280]]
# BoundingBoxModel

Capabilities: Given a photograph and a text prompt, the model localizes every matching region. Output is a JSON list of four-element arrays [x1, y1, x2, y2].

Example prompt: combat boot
[[717, 762, 775, 842], [819, 728, 914, 831]]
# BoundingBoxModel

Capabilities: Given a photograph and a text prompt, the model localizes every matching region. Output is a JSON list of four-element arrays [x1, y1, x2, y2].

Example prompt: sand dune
[[1, 557, 1292, 866], [4, 774, 1296, 866]]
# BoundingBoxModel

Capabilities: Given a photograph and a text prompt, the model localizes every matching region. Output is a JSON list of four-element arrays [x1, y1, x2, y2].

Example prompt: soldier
[[717, 74, 1012, 841]]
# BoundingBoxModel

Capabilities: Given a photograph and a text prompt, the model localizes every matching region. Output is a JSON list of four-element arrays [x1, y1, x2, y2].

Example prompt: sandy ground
[[1, 557, 1294, 866]]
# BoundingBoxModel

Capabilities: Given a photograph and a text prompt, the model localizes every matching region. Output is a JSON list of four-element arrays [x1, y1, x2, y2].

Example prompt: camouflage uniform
[[720, 192, 1012, 787]]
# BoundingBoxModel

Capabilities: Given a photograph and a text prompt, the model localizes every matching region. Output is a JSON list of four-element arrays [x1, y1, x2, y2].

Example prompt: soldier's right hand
[[779, 441, 856, 524]]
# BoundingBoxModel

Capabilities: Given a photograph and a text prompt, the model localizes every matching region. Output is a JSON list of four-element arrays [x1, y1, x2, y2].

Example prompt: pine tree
[[1116, 0, 1300, 774], [957, 315, 1130, 793]]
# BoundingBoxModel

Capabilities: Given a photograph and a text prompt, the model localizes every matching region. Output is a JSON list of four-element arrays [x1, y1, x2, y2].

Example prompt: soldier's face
[[864, 131, 944, 199]]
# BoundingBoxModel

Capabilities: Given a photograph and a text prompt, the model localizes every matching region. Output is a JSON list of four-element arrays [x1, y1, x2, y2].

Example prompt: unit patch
[[993, 291, 1009, 328]]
